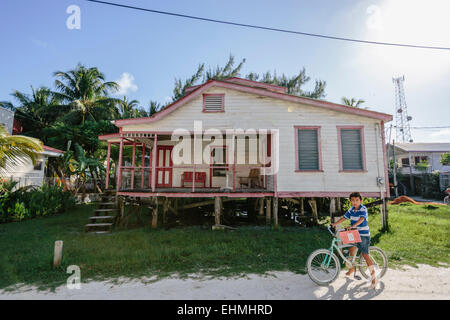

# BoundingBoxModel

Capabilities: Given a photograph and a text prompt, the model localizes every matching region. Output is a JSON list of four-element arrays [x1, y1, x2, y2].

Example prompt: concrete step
[[89, 216, 114, 221], [87, 231, 112, 234], [95, 208, 118, 213], [85, 223, 113, 227]]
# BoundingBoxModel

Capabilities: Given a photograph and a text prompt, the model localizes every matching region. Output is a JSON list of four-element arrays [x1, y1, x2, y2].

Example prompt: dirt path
[[1, 264, 448, 300]]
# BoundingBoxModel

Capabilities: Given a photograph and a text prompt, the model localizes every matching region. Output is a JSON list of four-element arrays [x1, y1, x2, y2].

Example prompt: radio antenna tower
[[392, 75, 413, 143]]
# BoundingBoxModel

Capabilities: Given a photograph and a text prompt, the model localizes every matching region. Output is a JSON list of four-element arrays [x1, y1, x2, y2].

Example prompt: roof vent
[[203, 94, 224, 112]]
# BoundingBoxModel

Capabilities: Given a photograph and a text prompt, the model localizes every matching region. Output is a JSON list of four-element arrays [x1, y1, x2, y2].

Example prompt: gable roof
[[114, 78, 392, 127], [390, 142, 450, 153]]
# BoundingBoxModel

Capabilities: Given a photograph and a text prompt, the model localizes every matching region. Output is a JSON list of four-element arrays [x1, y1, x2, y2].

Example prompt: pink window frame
[[336, 125, 367, 172], [294, 126, 323, 172], [202, 93, 225, 113]]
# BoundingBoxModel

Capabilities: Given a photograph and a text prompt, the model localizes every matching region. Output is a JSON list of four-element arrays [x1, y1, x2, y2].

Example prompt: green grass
[[0, 202, 449, 291]]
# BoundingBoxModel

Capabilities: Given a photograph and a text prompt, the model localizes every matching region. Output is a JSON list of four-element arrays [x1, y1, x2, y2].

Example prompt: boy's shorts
[[354, 236, 371, 254]]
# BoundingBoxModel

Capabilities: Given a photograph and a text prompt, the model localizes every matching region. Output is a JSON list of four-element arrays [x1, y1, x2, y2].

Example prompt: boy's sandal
[[370, 274, 379, 290]]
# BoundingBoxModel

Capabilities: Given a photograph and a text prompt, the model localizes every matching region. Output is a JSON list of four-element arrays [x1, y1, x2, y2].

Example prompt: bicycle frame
[[322, 228, 363, 268]]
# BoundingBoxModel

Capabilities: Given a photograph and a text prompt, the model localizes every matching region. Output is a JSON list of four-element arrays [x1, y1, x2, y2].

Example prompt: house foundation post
[[273, 197, 279, 229], [151, 196, 158, 229], [214, 196, 222, 226], [265, 197, 271, 225]]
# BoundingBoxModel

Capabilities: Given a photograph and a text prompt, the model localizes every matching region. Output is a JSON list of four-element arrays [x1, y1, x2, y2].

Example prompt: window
[[401, 158, 410, 167], [33, 160, 43, 171], [338, 126, 366, 171], [295, 126, 322, 171], [203, 94, 224, 112], [414, 156, 428, 164], [211, 146, 228, 177]]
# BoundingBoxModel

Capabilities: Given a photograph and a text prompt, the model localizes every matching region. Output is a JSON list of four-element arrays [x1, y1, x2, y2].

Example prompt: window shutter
[[340, 129, 363, 170], [204, 95, 224, 112], [297, 129, 319, 170]]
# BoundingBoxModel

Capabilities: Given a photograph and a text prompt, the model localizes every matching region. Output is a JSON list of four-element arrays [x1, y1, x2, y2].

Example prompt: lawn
[[0, 202, 449, 291]]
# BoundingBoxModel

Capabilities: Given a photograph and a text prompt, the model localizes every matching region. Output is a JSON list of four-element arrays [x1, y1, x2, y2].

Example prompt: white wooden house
[[0, 108, 64, 187], [100, 77, 392, 204]]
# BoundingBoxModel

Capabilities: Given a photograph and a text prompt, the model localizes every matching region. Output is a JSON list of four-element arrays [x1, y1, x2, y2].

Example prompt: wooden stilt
[[258, 198, 264, 216], [273, 197, 279, 228], [151, 196, 158, 229], [300, 198, 305, 215], [336, 197, 342, 215], [162, 197, 169, 226], [265, 197, 271, 225], [330, 197, 337, 223], [214, 196, 222, 226], [308, 198, 318, 224]]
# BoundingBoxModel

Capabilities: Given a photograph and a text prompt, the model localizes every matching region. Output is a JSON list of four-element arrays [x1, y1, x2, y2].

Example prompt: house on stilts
[[97, 77, 392, 230]]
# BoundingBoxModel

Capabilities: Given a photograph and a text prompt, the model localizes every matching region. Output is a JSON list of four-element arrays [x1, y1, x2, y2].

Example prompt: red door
[[156, 146, 173, 187]]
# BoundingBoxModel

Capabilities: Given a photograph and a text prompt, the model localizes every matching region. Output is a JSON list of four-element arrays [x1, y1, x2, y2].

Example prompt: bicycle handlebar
[[328, 225, 355, 236]]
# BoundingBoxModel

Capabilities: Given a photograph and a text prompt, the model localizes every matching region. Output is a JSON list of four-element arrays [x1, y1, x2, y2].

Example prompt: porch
[[100, 130, 276, 197]]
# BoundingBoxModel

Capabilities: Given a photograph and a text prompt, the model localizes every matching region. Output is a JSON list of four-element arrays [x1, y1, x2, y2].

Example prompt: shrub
[[0, 182, 75, 223]]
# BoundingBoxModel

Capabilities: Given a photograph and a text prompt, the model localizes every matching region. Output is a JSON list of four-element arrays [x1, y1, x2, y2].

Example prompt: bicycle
[[306, 226, 388, 286]]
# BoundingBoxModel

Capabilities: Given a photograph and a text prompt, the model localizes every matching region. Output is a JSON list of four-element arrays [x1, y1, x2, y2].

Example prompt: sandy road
[[1, 264, 448, 300]]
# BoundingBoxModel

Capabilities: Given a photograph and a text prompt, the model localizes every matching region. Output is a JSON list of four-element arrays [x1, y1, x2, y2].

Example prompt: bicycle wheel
[[358, 246, 388, 279], [307, 249, 341, 286]]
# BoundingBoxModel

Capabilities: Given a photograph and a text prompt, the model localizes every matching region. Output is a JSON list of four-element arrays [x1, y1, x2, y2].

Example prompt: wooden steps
[[85, 191, 118, 234]]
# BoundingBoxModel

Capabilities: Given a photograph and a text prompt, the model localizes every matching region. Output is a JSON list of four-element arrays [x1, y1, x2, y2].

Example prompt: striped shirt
[[343, 204, 370, 237]]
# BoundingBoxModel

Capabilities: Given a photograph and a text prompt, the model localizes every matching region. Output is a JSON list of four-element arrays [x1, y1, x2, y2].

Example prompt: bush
[[0, 182, 76, 223]]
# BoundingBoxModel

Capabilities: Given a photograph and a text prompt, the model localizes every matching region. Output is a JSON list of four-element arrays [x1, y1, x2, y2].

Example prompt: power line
[[84, 0, 450, 51], [390, 125, 450, 129]]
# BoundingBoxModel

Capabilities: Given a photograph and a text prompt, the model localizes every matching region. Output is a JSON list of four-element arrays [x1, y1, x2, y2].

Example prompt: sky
[[0, 0, 449, 143]]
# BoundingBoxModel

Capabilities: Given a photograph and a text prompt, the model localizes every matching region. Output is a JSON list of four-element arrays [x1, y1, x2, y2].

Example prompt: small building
[[0, 106, 14, 134], [0, 108, 64, 187], [387, 142, 450, 174]]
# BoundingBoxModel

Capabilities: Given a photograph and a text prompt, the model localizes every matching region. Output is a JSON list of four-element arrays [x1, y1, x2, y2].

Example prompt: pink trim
[[381, 121, 390, 198], [156, 145, 173, 187], [277, 191, 387, 198], [141, 145, 145, 189], [202, 93, 225, 113], [117, 192, 274, 198], [294, 126, 323, 172], [273, 130, 278, 196], [224, 77, 287, 93], [117, 139, 124, 192], [337, 126, 367, 172], [151, 134, 158, 192], [43, 145, 64, 154], [98, 133, 120, 140], [184, 84, 202, 94], [113, 79, 392, 127], [115, 191, 387, 198], [106, 142, 111, 189], [131, 141, 136, 190]]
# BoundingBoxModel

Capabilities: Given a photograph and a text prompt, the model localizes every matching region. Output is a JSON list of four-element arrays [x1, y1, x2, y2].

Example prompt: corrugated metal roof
[[393, 143, 450, 152]]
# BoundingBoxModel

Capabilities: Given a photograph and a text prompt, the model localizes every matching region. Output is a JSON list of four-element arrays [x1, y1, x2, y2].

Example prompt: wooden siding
[[121, 87, 389, 195]]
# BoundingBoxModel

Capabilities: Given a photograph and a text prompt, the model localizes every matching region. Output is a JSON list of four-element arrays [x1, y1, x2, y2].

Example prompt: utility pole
[[392, 140, 398, 197]]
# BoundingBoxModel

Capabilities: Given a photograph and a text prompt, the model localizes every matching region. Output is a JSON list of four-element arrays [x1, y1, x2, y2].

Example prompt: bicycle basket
[[339, 230, 361, 244]]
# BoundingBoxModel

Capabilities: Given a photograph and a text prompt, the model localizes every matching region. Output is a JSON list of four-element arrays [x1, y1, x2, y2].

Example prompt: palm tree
[[53, 63, 120, 124], [0, 125, 43, 173], [0, 86, 66, 140], [117, 96, 139, 119], [341, 97, 365, 107]]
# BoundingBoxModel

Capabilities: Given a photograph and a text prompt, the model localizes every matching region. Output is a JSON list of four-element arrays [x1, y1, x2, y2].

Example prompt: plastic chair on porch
[[239, 168, 262, 189]]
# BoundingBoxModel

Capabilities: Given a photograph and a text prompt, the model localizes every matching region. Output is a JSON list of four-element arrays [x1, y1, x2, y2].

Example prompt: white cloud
[[430, 129, 450, 141], [115, 72, 138, 95]]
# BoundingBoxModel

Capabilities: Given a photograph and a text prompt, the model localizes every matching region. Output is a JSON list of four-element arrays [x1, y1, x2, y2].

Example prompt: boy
[[331, 192, 378, 289]]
